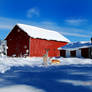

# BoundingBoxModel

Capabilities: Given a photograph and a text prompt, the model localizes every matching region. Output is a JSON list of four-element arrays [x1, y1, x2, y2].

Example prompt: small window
[[26, 50, 29, 53], [9, 39, 12, 41], [24, 45, 27, 49], [18, 29, 20, 32]]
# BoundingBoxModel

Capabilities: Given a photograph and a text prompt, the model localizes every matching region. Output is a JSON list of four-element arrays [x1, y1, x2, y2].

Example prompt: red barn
[[5, 24, 70, 57]]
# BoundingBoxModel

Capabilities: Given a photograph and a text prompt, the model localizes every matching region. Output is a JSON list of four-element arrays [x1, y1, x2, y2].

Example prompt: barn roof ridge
[[16, 23, 70, 42]]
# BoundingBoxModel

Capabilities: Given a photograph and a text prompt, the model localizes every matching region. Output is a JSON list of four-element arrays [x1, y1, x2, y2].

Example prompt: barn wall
[[76, 49, 81, 57], [66, 50, 70, 57], [30, 38, 67, 57], [6, 26, 30, 57]]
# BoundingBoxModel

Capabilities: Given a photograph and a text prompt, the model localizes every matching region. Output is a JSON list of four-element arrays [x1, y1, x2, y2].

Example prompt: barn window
[[9, 39, 12, 41], [26, 50, 29, 53], [24, 45, 27, 49], [12, 54, 16, 57], [17, 29, 20, 32]]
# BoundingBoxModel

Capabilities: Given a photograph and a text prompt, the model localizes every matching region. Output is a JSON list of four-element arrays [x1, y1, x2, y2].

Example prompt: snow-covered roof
[[58, 41, 92, 51], [16, 24, 70, 42]]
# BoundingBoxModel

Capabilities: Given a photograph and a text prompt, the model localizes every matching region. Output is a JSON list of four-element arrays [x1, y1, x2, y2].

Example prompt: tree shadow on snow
[[0, 65, 92, 92]]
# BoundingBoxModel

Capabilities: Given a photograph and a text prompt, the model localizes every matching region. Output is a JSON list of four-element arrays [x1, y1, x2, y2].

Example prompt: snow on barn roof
[[58, 41, 92, 51], [16, 24, 70, 42]]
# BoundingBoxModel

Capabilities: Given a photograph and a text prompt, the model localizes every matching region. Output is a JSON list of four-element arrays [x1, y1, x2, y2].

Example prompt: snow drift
[[0, 85, 45, 92]]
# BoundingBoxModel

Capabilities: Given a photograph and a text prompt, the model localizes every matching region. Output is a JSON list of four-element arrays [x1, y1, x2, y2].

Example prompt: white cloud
[[0, 17, 90, 38], [0, 85, 45, 92], [65, 19, 87, 26], [0, 25, 12, 29], [38, 21, 89, 38], [0, 17, 37, 29], [60, 31, 89, 37], [27, 8, 40, 18]]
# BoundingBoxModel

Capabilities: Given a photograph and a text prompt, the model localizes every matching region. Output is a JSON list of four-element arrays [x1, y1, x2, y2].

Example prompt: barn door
[[70, 50, 76, 57], [16, 43, 21, 57], [60, 50, 66, 57]]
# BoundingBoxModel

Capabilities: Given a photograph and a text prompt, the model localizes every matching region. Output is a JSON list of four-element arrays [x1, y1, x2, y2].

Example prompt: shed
[[5, 23, 70, 57], [58, 41, 92, 58]]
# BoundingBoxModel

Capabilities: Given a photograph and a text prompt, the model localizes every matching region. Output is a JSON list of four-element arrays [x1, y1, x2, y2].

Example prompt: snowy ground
[[0, 57, 92, 73], [0, 57, 92, 92]]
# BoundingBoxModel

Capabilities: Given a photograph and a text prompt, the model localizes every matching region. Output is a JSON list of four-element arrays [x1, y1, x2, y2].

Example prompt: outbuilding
[[5, 24, 70, 57], [58, 41, 92, 58]]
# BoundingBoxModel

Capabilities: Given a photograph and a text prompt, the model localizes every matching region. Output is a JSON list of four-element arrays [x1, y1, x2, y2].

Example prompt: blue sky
[[0, 0, 92, 42]]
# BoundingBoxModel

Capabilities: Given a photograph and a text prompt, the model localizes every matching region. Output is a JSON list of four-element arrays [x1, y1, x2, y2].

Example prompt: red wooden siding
[[30, 38, 67, 57], [6, 26, 30, 57]]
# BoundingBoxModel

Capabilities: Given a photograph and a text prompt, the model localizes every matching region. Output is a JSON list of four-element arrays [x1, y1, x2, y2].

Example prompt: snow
[[0, 57, 92, 73], [58, 41, 92, 50], [58, 57, 92, 65], [58, 80, 92, 87], [0, 40, 8, 56], [0, 57, 92, 92], [0, 85, 45, 92], [0, 57, 43, 73], [16, 23, 70, 42]]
